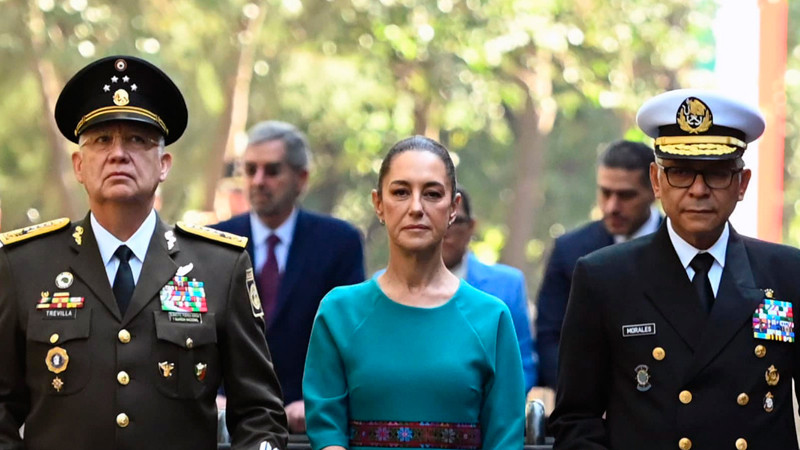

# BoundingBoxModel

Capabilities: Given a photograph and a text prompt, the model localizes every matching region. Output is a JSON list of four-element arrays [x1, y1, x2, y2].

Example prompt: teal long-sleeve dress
[[303, 279, 525, 450]]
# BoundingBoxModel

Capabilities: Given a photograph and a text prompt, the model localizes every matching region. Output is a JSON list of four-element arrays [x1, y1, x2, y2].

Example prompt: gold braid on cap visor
[[74, 106, 169, 137], [655, 135, 746, 157]]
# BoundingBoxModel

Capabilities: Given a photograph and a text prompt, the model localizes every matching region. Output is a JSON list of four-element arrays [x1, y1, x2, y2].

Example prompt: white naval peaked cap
[[636, 89, 765, 160]]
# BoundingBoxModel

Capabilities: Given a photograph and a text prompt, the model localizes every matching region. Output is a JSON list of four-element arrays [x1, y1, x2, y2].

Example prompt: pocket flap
[[27, 309, 92, 344], [153, 311, 217, 348]]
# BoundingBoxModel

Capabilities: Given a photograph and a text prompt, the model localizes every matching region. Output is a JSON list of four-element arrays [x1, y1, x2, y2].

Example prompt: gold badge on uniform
[[676, 97, 713, 134], [194, 363, 207, 381], [158, 361, 175, 378], [55, 272, 74, 289], [635, 364, 652, 392], [73, 226, 83, 245], [52, 377, 65, 392], [764, 392, 774, 412], [45, 347, 69, 374], [765, 365, 780, 386], [246, 268, 264, 319]]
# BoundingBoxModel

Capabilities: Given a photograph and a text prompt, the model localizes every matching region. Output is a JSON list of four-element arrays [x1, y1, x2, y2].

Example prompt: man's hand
[[285, 400, 306, 433]]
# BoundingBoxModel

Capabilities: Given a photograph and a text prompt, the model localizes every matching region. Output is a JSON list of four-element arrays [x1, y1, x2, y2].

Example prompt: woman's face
[[372, 150, 458, 253]]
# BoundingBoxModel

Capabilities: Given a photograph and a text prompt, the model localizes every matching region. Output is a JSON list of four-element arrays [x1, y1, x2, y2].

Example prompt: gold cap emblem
[[677, 97, 713, 134], [113, 89, 130, 106]]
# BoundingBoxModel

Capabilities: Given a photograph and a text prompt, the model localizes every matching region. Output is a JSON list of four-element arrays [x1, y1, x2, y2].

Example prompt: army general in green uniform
[[0, 56, 288, 449]]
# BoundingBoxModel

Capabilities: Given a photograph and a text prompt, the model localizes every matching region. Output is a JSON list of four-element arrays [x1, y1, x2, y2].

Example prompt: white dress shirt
[[91, 209, 157, 287], [666, 218, 729, 297], [250, 208, 297, 275]]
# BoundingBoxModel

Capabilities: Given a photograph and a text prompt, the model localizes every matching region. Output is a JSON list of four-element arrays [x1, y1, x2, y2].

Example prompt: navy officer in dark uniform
[[551, 89, 800, 450], [0, 56, 288, 449]]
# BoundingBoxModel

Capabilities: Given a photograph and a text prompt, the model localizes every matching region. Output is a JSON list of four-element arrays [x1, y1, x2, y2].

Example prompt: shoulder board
[[0, 218, 71, 246], [175, 222, 248, 249]]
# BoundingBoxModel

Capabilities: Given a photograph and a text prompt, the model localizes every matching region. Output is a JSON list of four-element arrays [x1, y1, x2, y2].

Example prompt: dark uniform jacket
[[536, 220, 614, 387], [213, 209, 364, 404], [0, 215, 288, 450], [551, 223, 800, 450]]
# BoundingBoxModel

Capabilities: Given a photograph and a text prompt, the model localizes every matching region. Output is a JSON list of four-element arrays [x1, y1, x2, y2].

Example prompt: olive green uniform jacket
[[0, 215, 288, 450]]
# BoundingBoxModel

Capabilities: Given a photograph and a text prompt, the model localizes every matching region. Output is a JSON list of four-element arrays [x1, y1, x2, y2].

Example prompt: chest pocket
[[152, 311, 219, 399], [26, 309, 92, 395]]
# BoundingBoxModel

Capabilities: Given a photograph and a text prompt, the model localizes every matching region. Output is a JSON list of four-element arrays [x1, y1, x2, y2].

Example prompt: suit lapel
[[69, 215, 121, 321], [271, 209, 308, 326], [686, 229, 762, 380], [642, 225, 707, 351], [121, 219, 178, 326]]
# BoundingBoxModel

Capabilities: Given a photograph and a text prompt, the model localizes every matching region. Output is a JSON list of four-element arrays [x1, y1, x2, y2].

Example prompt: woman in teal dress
[[303, 136, 525, 450]]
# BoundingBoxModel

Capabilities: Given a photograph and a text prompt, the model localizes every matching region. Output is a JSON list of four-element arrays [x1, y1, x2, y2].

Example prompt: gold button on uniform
[[735, 438, 747, 450], [118, 329, 131, 344], [754, 345, 766, 358], [116, 413, 129, 428], [679, 437, 692, 450], [50, 333, 59, 344], [117, 371, 130, 386], [185, 337, 194, 349], [652, 347, 665, 361], [737, 393, 749, 405], [679, 390, 693, 404]]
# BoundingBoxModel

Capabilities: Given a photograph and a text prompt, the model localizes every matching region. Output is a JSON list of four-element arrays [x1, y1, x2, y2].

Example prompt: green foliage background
[[3, 0, 794, 299]]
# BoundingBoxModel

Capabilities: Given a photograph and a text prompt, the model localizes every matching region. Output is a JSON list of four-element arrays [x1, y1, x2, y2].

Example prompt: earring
[[378, 218, 385, 226]]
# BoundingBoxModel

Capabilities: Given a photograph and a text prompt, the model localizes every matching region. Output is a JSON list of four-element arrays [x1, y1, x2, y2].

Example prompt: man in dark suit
[[213, 121, 364, 433], [536, 140, 659, 387], [0, 56, 287, 449], [551, 89, 800, 450]]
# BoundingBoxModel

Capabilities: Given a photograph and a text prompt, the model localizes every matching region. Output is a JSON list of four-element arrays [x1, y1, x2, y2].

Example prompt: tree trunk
[[500, 93, 546, 273], [25, 0, 82, 220], [201, 1, 268, 212]]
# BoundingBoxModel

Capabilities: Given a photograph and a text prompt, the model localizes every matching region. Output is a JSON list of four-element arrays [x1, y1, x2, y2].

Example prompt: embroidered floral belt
[[349, 420, 481, 449]]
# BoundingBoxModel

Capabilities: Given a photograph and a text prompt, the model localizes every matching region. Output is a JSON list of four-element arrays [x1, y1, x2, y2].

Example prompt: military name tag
[[622, 323, 656, 337], [753, 299, 794, 343], [168, 312, 202, 324], [44, 310, 77, 320]]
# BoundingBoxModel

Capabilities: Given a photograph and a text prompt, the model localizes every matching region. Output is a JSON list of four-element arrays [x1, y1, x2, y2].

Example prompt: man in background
[[536, 140, 659, 388], [442, 186, 537, 391], [213, 121, 364, 433]]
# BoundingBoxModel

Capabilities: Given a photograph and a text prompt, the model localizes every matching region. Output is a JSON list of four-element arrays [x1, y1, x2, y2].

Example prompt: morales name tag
[[622, 323, 656, 337], [753, 299, 794, 343]]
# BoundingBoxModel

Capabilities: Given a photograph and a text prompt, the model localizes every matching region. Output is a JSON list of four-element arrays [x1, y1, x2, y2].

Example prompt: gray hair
[[247, 120, 310, 171]]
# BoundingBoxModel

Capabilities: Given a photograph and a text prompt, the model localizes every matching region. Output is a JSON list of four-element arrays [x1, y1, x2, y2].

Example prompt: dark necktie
[[690, 252, 715, 313], [258, 234, 281, 321], [113, 245, 135, 315]]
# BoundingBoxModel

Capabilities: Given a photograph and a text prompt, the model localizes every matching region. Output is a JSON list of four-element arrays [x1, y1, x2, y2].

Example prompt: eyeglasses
[[243, 162, 284, 178], [657, 164, 743, 189], [80, 131, 160, 152]]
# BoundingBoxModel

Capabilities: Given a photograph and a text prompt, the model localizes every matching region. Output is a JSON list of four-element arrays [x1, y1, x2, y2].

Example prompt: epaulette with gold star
[[0, 218, 71, 247], [175, 222, 248, 249]]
